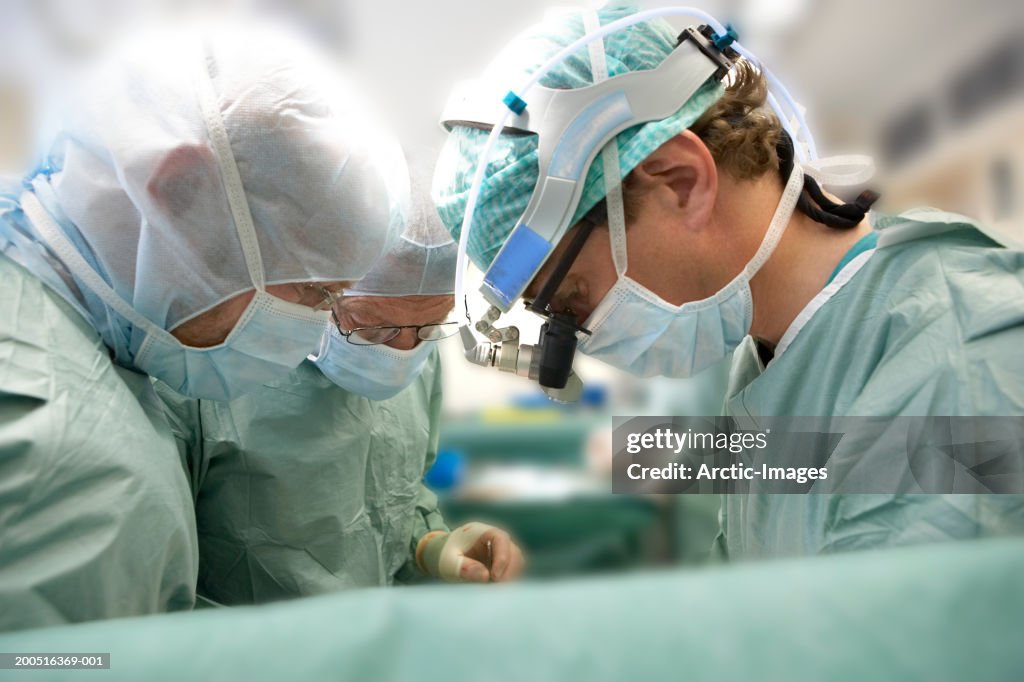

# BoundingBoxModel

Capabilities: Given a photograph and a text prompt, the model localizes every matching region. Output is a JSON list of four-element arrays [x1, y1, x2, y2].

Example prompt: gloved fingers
[[498, 543, 525, 582], [438, 523, 525, 583], [486, 529, 513, 581], [416, 530, 448, 576], [463, 528, 513, 579], [438, 523, 491, 581], [458, 556, 491, 582]]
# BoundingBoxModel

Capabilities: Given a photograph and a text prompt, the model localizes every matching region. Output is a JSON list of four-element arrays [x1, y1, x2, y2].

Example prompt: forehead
[[342, 295, 454, 323]]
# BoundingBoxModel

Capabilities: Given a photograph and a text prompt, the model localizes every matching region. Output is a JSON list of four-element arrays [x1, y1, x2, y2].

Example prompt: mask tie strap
[[193, 39, 330, 338], [584, 9, 629, 279], [21, 190, 165, 337], [743, 161, 803, 280], [194, 39, 267, 291], [803, 154, 876, 188]]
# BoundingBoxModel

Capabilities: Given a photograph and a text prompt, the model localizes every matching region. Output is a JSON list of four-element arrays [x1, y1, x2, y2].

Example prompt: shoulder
[[785, 210, 1024, 416], [848, 212, 1024, 414], [0, 254, 109, 401], [844, 211, 1021, 335], [0, 256, 179, 458]]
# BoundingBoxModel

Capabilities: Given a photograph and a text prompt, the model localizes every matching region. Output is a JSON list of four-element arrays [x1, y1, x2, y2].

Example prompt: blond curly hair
[[690, 59, 783, 180], [618, 60, 783, 221]]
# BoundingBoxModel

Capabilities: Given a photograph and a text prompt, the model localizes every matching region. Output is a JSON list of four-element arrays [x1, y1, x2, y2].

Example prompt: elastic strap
[[194, 40, 267, 290], [21, 191, 165, 336], [584, 9, 628, 277], [778, 131, 879, 230]]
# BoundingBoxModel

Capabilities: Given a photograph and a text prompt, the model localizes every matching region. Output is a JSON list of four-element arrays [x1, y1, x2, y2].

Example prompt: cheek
[[622, 226, 710, 306], [265, 283, 301, 304], [583, 273, 616, 320], [576, 233, 620, 320], [169, 290, 255, 347], [215, 291, 258, 336]]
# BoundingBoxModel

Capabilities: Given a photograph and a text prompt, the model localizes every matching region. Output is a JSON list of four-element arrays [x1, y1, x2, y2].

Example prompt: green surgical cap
[[432, 3, 725, 271]]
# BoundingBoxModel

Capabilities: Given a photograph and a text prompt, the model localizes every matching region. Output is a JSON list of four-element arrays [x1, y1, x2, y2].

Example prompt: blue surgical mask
[[134, 291, 330, 400], [577, 161, 804, 378], [313, 325, 433, 400]]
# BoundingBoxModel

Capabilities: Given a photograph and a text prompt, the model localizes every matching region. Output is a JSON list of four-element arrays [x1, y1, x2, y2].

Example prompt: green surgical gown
[[719, 209, 1024, 558], [154, 352, 449, 605], [0, 253, 197, 631]]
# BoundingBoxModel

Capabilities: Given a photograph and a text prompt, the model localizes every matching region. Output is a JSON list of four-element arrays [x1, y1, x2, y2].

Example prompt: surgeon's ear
[[631, 130, 717, 231], [146, 144, 220, 216]]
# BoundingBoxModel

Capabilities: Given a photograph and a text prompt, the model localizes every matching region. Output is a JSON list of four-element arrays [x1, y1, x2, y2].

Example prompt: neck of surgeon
[[738, 173, 872, 348]]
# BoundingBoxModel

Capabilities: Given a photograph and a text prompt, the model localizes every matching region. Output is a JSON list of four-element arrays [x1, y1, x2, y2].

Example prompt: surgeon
[[155, 176, 524, 606], [433, 5, 1024, 559], [0, 24, 404, 630]]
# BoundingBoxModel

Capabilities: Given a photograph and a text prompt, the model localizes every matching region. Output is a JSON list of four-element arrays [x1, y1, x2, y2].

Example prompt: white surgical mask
[[576, 151, 804, 378], [313, 326, 434, 400]]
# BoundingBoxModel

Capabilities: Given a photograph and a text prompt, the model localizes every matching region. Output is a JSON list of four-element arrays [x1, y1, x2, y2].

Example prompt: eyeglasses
[[310, 285, 346, 311], [331, 310, 460, 346], [292, 284, 348, 311]]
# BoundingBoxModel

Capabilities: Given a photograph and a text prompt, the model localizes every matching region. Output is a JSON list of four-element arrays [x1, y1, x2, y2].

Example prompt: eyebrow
[[342, 299, 455, 325], [335, 300, 381, 323], [523, 265, 551, 301]]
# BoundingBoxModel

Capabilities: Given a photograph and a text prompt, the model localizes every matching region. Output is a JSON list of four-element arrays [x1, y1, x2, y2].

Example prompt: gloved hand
[[416, 522, 524, 583]]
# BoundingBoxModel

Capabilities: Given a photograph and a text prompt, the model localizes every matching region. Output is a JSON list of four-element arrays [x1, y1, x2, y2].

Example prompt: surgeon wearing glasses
[[156, 182, 524, 606]]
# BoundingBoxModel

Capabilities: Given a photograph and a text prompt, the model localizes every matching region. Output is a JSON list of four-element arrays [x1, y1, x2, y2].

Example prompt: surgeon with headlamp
[[433, 4, 1024, 558]]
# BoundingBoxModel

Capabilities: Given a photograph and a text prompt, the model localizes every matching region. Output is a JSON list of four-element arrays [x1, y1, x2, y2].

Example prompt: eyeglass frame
[[329, 308, 460, 346], [308, 285, 346, 311]]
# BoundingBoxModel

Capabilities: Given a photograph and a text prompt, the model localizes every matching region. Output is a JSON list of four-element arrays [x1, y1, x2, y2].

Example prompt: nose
[[574, 305, 594, 328], [551, 300, 592, 329], [386, 328, 420, 351]]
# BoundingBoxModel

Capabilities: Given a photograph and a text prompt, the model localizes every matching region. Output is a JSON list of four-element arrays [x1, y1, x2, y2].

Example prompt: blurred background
[[2, 0, 1021, 576]]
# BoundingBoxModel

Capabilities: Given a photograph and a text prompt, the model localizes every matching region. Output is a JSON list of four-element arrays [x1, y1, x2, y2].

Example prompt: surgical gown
[[720, 209, 1024, 558], [0, 252, 197, 631], [154, 351, 449, 605]]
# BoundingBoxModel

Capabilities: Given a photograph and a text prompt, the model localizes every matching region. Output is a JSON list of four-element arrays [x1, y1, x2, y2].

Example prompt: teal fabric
[[153, 352, 448, 605], [0, 252, 197, 632], [826, 230, 878, 284], [0, 537, 1021, 680], [432, 4, 724, 270], [719, 210, 1024, 559]]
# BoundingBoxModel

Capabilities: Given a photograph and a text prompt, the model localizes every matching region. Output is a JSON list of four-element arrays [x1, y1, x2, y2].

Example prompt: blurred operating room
[[1, 0, 1022, 579]]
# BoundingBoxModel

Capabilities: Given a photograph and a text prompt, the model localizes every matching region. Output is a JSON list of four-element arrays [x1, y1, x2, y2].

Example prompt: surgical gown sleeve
[[0, 252, 197, 631]]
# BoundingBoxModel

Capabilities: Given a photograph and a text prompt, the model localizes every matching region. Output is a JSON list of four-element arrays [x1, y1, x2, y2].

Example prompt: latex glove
[[416, 522, 524, 583]]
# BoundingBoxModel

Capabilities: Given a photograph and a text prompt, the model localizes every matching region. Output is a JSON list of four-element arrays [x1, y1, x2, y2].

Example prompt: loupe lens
[[537, 313, 579, 389]]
